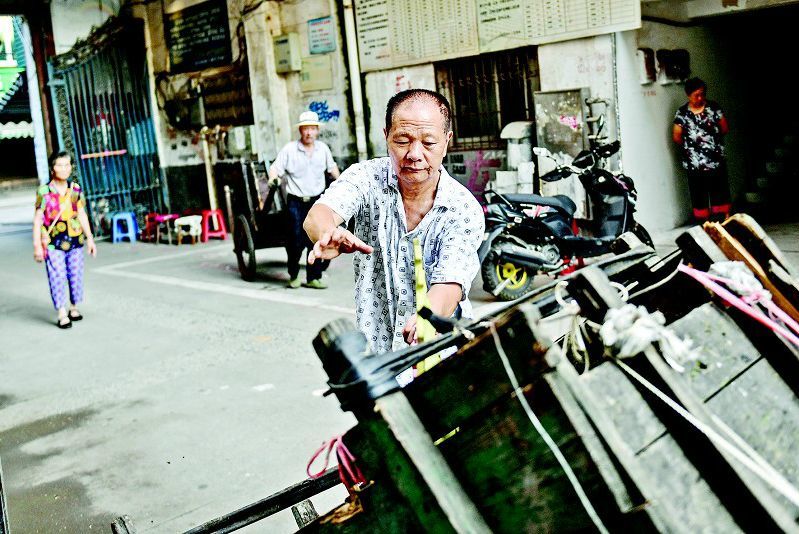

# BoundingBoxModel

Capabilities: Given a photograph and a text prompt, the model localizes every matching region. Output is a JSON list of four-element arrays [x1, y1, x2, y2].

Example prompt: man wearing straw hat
[[269, 110, 340, 289]]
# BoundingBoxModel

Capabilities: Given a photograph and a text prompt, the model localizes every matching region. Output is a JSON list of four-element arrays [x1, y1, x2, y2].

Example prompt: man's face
[[299, 125, 319, 145], [384, 98, 452, 185], [688, 87, 706, 108]]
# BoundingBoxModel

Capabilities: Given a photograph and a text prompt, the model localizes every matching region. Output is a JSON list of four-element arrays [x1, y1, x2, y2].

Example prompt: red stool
[[201, 209, 228, 242]]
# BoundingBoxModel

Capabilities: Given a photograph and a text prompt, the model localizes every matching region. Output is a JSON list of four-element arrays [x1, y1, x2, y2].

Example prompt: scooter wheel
[[481, 254, 535, 301]]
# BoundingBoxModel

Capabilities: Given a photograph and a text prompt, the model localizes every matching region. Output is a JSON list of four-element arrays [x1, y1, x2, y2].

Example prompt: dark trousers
[[287, 194, 327, 282], [687, 165, 731, 221]]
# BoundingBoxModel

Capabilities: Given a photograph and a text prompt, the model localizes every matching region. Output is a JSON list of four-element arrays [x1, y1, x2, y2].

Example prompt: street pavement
[[2, 184, 798, 533]]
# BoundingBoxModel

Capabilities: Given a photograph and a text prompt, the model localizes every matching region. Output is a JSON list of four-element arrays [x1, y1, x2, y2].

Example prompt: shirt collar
[[296, 140, 315, 153]]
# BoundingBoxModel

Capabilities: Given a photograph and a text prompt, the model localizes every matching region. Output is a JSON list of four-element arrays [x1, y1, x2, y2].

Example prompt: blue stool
[[111, 212, 138, 243]]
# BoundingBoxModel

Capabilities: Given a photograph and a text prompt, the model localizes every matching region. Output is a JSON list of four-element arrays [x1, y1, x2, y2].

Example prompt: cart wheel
[[235, 215, 257, 281]]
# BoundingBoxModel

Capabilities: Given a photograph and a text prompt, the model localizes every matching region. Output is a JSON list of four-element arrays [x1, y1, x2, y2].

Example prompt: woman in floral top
[[672, 77, 731, 222], [33, 151, 97, 328]]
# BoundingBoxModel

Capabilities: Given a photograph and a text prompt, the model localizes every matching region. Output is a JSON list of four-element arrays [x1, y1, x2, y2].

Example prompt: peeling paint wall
[[139, 0, 353, 169], [275, 0, 353, 164], [51, 0, 122, 54]]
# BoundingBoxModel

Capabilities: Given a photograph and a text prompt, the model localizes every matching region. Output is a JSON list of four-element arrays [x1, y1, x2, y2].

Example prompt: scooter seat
[[503, 193, 577, 217]]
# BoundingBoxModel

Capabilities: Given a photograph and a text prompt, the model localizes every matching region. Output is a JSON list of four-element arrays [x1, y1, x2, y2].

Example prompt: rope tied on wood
[[598, 304, 697, 373]]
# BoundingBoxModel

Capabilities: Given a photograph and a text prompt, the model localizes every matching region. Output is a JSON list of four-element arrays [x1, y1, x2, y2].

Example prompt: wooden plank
[[722, 214, 799, 278], [669, 303, 799, 527], [405, 304, 550, 439], [544, 368, 637, 514], [676, 226, 729, 270], [435, 369, 650, 532], [375, 392, 491, 533], [722, 214, 799, 310], [704, 222, 799, 322], [555, 355, 741, 532], [302, 420, 442, 533]]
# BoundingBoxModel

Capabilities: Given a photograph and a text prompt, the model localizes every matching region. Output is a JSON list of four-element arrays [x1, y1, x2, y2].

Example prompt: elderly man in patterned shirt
[[303, 89, 484, 354]]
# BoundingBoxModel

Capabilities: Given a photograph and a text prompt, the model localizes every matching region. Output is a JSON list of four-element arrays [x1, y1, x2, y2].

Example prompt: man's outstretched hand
[[308, 227, 373, 264]]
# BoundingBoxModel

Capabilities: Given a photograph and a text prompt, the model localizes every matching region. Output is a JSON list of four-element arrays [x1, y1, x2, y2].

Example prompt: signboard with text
[[354, 0, 640, 72], [308, 16, 337, 54], [165, 0, 232, 73]]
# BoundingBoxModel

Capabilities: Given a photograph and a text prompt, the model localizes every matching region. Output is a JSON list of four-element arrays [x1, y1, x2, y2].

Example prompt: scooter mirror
[[540, 167, 572, 182]]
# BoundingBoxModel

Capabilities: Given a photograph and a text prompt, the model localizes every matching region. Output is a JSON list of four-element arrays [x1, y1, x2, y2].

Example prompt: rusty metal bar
[[181, 467, 340, 534]]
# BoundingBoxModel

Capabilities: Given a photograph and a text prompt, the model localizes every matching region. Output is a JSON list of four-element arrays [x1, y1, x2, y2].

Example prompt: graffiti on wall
[[308, 100, 340, 123]]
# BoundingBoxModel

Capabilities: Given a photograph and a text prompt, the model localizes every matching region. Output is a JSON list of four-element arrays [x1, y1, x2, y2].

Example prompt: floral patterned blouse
[[673, 101, 726, 172], [36, 181, 87, 252]]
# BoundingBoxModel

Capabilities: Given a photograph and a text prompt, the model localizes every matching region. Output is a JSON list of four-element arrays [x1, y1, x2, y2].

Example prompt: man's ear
[[383, 127, 388, 139]]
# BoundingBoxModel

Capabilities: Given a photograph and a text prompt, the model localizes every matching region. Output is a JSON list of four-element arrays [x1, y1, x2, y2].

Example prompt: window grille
[[436, 48, 539, 150]]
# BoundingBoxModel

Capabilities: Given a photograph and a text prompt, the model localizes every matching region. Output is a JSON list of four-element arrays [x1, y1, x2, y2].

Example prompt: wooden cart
[[113, 221, 799, 533], [228, 160, 289, 281]]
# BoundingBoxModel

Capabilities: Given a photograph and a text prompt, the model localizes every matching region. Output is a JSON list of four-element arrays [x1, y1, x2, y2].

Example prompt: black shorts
[[686, 166, 730, 210]]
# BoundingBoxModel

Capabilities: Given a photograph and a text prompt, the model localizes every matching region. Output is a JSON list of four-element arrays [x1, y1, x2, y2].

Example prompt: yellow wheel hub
[[496, 262, 528, 290]]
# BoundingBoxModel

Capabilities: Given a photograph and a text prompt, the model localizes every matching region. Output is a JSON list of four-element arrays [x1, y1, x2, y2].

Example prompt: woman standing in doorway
[[33, 151, 97, 328], [672, 77, 731, 222]]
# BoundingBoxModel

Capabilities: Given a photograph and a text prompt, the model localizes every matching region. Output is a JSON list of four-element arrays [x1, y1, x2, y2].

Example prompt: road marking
[[95, 243, 231, 271], [96, 266, 356, 315]]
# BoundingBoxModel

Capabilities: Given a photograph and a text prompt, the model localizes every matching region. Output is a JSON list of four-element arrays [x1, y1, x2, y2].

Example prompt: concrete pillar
[[243, 1, 291, 161]]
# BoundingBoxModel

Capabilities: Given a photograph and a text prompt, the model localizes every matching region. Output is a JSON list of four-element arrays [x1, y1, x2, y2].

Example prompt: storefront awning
[[0, 119, 33, 138]]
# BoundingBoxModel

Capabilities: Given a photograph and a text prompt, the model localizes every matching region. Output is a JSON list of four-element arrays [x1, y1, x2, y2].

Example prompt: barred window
[[436, 48, 539, 150]]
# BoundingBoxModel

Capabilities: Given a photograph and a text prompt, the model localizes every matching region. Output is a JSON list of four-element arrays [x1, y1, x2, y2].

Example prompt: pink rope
[[679, 264, 799, 347], [307, 435, 367, 489]]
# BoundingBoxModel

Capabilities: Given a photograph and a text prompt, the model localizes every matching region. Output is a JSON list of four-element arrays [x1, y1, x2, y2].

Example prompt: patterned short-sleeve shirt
[[317, 157, 485, 354], [35, 181, 87, 252], [674, 101, 725, 171]]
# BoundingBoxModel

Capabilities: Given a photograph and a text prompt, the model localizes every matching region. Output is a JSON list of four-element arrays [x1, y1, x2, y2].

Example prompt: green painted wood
[[435, 370, 646, 533], [301, 419, 446, 534], [405, 304, 549, 440]]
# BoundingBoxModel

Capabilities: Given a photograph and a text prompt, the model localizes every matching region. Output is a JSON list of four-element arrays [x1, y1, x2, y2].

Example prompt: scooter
[[478, 140, 652, 300]]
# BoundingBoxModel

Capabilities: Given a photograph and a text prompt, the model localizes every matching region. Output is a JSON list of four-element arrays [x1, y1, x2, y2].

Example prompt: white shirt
[[271, 140, 335, 197], [317, 157, 485, 354]]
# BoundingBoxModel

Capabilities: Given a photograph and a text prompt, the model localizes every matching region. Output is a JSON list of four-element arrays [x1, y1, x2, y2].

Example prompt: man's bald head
[[385, 89, 452, 134]]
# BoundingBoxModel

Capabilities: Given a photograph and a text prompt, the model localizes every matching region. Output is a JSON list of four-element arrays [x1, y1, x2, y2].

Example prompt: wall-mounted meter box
[[274, 33, 301, 73]]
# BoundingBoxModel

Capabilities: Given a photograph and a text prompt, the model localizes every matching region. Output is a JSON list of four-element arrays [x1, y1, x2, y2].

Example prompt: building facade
[[24, 0, 799, 232]]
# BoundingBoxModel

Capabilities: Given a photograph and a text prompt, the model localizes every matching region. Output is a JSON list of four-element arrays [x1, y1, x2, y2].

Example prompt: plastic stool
[[201, 209, 228, 242], [111, 212, 138, 243], [175, 215, 202, 245], [142, 213, 179, 244]]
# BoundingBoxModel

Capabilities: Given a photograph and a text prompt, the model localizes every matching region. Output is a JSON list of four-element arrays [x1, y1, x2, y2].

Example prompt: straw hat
[[296, 111, 321, 128]]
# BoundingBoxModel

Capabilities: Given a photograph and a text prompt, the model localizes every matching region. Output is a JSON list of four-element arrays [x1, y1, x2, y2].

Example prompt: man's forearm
[[303, 204, 341, 243], [427, 283, 462, 318], [77, 209, 93, 238]]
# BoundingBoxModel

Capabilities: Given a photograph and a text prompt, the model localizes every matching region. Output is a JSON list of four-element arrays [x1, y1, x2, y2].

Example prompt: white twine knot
[[599, 304, 696, 372], [708, 261, 770, 302]]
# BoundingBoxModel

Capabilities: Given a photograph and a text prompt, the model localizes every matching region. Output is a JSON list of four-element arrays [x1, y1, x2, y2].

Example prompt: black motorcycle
[[479, 140, 652, 300]]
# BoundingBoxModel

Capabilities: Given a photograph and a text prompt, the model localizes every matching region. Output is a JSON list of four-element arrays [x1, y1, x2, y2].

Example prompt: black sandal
[[57, 317, 72, 329], [68, 310, 83, 321]]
